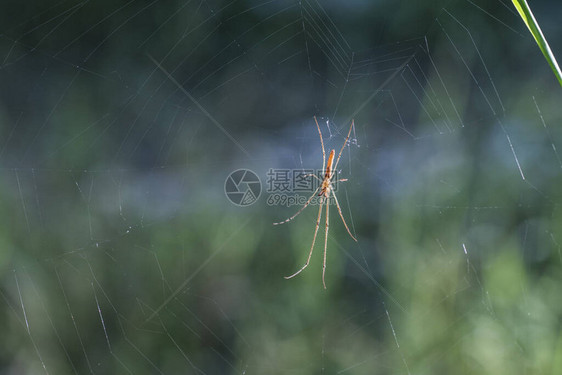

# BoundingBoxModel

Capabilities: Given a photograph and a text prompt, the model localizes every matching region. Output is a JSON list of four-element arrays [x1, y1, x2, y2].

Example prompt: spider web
[[1, 0, 561, 373]]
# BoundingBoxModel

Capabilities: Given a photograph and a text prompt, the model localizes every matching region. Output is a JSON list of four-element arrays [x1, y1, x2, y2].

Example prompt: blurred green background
[[1, 0, 561, 374]]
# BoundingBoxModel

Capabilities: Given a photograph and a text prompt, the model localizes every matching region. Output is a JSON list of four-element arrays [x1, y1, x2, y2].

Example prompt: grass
[[512, 0, 562, 87]]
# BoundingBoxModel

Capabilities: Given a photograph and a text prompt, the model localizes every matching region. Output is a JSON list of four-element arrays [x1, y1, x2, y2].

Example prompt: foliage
[[512, 0, 562, 87]]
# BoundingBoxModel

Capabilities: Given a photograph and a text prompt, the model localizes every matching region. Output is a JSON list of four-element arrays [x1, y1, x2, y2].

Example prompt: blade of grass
[[512, 0, 562, 87]]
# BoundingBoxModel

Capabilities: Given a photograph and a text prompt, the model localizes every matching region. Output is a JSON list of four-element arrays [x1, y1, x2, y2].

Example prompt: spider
[[274, 116, 357, 289]]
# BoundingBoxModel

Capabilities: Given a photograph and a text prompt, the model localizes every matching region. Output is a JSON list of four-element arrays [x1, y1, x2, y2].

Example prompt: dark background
[[1, 0, 561, 374]]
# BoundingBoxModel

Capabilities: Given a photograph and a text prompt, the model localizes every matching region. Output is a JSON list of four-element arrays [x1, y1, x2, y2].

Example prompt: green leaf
[[512, 0, 562, 87]]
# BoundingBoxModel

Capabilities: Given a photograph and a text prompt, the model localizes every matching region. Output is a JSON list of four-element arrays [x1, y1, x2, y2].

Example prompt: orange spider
[[274, 117, 357, 289]]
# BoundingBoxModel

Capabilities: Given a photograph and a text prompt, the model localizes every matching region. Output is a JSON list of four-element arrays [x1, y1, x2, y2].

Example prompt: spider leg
[[302, 173, 323, 182], [273, 186, 320, 225], [285, 196, 324, 280], [314, 116, 326, 172], [331, 189, 357, 241], [333, 119, 354, 171], [322, 192, 330, 289]]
